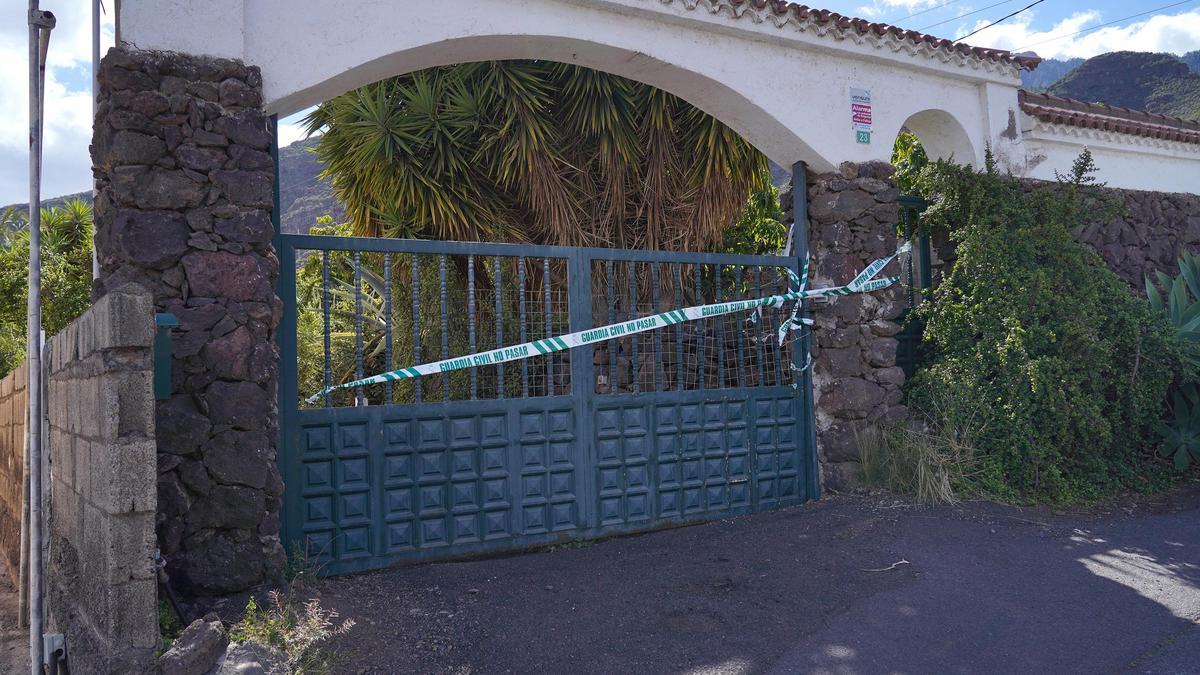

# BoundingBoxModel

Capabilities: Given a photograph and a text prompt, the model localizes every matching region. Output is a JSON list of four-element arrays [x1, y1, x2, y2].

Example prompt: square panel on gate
[[548, 410, 573, 438], [302, 426, 332, 456], [339, 457, 369, 489], [521, 412, 547, 440], [342, 526, 371, 558], [418, 419, 445, 447], [304, 461, 332, 490], [339, 424, 367, 455], [388, 522, 413, 551], [385, 420, 413, 449], [385, 488, 412, 519], [480, 415, 506, 446], [450, 417, 476, 447]]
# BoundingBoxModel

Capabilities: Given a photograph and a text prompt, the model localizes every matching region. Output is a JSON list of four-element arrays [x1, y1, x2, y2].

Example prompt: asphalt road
[[319, 485, 1200, 674]]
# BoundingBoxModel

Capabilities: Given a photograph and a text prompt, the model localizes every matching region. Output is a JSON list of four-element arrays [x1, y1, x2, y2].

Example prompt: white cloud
[[277, 108, 316, 148], [0, 0, 114, 205], [959, 8, 1200, 60], [855, 0, 944, 20]]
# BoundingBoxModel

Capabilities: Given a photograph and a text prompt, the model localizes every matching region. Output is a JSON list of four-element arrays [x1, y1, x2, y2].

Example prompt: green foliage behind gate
[[906, 152, 1183, 503]]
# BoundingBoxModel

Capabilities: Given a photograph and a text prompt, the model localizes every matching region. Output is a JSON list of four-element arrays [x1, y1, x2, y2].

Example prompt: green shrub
[[230, 591, 355, 674], [0, 199, 94, 375], [906, 151, 1182, 503]]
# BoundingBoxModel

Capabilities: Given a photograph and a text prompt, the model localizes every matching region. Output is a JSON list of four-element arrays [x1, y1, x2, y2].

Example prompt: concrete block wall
[[46, 284, 158, 674], [0, 362, 26, 576]]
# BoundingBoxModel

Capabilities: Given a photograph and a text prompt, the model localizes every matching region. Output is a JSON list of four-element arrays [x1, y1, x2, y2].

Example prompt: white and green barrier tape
[[305, 242, 911, 404]]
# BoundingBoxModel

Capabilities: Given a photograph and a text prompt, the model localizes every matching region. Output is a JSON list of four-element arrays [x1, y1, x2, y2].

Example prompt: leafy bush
[[891, 130, 929, 195], [0, 199, 94, 375], [230, 591, 355, 674], [906, 151, 1182, 503], [723, 168, 786, 254]]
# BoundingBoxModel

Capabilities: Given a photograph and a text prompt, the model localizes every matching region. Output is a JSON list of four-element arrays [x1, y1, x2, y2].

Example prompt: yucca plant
[[303, 61, 768, 252]]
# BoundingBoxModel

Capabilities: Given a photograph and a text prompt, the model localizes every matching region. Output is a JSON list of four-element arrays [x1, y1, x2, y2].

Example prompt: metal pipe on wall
[[27, 4, 55, 672], [92, 0, 101, 280]]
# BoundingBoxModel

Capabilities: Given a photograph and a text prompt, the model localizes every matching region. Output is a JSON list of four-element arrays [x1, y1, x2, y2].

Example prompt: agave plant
[[1146, 250, 1200, 370], [1147, 251, 1200, 470], [1157, 385, 1200, 470]]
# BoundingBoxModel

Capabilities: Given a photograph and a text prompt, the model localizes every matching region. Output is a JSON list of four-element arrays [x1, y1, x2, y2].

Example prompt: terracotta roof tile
[[670, 1, 1042, 71], [1019, 90, 1200, 145]]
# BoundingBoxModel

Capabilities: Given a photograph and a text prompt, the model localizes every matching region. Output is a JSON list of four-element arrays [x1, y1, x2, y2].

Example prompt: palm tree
[[303, 61, 769, 252]]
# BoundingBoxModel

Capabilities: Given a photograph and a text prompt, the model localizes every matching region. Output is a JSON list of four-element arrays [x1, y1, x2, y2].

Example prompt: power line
[[956, 0, 1045, 42], [1014, 0, 1200, 52], [918, 0, 1019, 32], [890, 0, 966, 24]]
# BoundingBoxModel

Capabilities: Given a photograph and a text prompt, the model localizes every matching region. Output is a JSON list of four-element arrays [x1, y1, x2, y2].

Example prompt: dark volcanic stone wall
[[805, 162, 909, 490], [93, 47, 284, 594], [1057, 183, 1200, 287]]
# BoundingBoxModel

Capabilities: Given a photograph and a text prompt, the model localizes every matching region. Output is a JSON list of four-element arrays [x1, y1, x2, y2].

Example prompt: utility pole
[[27, 3, 55, 672]]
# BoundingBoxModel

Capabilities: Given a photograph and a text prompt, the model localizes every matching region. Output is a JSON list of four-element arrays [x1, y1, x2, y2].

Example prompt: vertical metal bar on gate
[[754, 266, 766, 386], [606, 259, 617, 394], [439, 254, 449, 401], [494, 256, 504, 399], [353, 250, 364, 404], [384, 253, 393, 404], [715, 266, 724, 388], [411, 253, 422, 403], [651, 262, 663, 391], [734, 266, 746, 387], [793, 160, 820, 500], [695, 264, 704, 389], [543, 257, 554, 396], [321, 251, 332, 408], [771, 267, 785, 385], [629, 262, 640, 393], [567, 249, 595, 528], [674, 265, 685, 390], [468, 254, 477, 400], [519, 257, 529, 396]]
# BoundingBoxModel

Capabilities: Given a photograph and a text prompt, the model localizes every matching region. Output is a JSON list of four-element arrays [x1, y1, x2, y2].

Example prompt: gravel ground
[[311, 483, 1200, 674]]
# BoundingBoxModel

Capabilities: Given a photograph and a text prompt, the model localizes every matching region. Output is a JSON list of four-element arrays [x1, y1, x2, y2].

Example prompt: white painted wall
[[115, 0, 1199, 192], [1020, 116, 1200, 194]]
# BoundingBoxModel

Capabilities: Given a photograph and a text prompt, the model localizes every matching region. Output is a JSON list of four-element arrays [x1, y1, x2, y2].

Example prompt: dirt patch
[[0, 558, 27, 673]]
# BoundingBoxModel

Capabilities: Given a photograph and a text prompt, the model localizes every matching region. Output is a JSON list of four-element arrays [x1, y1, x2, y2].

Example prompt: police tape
[[305, 242, 911, 404]]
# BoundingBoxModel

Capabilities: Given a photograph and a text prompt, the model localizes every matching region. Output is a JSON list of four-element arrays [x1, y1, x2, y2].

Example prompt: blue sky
[[1, 0, 1199, 204]]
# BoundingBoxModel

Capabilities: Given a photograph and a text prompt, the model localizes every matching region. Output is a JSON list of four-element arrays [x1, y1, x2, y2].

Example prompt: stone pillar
[[92, 47, 284, 594], [806, 162, 909, 489]]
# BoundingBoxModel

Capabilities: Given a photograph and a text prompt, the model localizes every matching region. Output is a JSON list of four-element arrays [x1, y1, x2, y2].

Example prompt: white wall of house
[[116, 0, 1199, 192]]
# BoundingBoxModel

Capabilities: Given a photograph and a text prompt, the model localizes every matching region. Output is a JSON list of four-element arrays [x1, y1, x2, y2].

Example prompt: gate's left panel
[[290, 398, 581, 575], [277, 235, 581, 574]]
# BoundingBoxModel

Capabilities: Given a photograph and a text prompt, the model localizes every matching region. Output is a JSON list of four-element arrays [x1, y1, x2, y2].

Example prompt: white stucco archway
[[899, 109, 977, 166], [116, 0, 1037, 174]]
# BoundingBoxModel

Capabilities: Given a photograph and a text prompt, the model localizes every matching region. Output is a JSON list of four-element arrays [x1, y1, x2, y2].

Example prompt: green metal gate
[[276, 236, 818, 575]]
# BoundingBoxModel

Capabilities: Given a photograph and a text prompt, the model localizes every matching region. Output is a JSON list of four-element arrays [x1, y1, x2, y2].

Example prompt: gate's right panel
[[586, 252, 813, 533]]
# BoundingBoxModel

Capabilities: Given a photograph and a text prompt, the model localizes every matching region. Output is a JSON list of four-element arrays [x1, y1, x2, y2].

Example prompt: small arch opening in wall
[[898, 109, 976, 168]]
